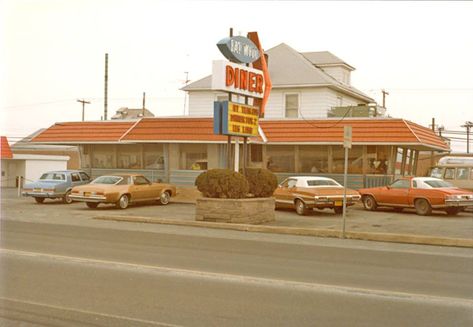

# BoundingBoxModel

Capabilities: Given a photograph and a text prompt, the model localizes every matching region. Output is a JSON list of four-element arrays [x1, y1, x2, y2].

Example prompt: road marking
[[2, 248, 472, 309], [0, 297, 181, 327]]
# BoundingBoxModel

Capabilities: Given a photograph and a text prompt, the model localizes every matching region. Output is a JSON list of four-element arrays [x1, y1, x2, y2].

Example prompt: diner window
[[470, 168, 473, 180], [180, 144, 207, 170], [80, 145, 91, 168], [456, 167, 469, 180], [250, 144, 263, 162], [117, 145, 142, 169], [444, 168, 455, 180], [266, 145, 295, 172], [331, 146, 363, 174], [367, 145, 389, 174], [299, 145, 328, 173], [143, 144, 164, 169], [285, 94, 299, 118], [92, 145, 115, 169]]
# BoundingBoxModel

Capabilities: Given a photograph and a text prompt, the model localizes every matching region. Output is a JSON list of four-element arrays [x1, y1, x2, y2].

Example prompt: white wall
[[24, 159, 68, 183], [187, 86, 368, 119], [1, 159, 25, 187]]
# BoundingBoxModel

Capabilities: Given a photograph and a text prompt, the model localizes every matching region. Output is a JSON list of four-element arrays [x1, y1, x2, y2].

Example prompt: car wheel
[[445, 207, 461, 216], [415, 198, 432, 216], [86, 202, 98, 209], [34, 197, 45, 204], [159, 191, 171, 205], [116, 194, 129, 209], [63, 190, 73, 204], [295, 199, 308, 215], [333, 206, 343, 215], [362, 195, 377, 211]]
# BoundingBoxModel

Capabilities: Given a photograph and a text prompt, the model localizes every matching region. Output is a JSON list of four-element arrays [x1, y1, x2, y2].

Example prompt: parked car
[[22, 170, 91, 204], [70, 173, 176, 209], [358, 177, 473, 216], [273, 176, 361, 215]]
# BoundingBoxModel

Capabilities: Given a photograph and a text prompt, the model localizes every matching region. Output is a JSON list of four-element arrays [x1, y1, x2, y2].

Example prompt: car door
[[274, 178, 297, 208], [378, 179, 410, 206], [79, 172, 91, 185], [132, 176, 153, 201]]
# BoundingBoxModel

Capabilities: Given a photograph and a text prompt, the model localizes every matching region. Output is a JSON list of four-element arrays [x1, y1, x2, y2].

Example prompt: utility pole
[[183, 72, 190, 115], [142, 92, 146, 117], [104, 53, 109, 120], [77, 99, 91, 121], [381, 89, 389, 108], [462, 121, 473, 153]]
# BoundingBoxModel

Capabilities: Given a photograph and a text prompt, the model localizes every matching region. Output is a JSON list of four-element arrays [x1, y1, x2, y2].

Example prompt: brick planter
[[195, 197, 275, 224]]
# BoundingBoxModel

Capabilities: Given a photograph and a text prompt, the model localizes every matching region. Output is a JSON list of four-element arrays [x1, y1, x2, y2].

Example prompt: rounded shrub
[[243, 168, 278, 198], [195, 169, 249, 199]]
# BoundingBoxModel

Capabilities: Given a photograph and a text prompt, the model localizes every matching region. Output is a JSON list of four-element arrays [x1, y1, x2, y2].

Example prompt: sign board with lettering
[[343, 126, 352, 149], [214, 101, 259, 137], [211, 60, 264, 99], [217, 36, 260, 64]]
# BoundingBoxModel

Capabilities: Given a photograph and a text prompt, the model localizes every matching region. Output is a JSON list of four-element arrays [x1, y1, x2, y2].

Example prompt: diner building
[[30, 43, 449, 188]]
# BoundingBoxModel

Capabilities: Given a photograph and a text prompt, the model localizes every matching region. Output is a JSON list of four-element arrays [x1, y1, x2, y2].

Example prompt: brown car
[[70, 174, 176, 209], [273, 176, 361, 215], [358, 177, 473, 216]]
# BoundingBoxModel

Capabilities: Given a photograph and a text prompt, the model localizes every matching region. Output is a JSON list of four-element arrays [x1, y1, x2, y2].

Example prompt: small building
[[111, 107, 155, 120], [1, 136, 70, 188]]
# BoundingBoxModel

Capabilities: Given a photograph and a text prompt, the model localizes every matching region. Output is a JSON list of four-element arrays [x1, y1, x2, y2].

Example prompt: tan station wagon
[[70, 174, 176, 209], [273, 176, 361, 215]]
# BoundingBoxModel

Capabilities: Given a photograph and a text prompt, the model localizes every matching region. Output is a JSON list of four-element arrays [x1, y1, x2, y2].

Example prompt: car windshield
[[424, 180, 454, 188], [307, 180, 340, 186], [91, 176, 123, 185], [39, 173, 65, 181]]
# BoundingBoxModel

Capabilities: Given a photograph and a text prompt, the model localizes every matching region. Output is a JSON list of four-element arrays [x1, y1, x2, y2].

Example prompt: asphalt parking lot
[[1, 188, 472, 240]]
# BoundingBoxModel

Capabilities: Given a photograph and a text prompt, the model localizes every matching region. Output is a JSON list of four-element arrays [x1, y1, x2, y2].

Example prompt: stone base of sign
[[195, 197, 275, 224]]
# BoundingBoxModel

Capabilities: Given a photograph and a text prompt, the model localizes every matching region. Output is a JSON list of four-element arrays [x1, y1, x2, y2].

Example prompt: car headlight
[[446, 195, 463, 201]]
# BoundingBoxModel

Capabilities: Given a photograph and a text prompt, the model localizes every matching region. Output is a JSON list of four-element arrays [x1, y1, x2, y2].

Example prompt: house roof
[[32, 121, 137, 143], [300, 51, 355, 70], [1, 136, 13, 159], [182, 43, 373, 102], [31, 117, 449, 151]]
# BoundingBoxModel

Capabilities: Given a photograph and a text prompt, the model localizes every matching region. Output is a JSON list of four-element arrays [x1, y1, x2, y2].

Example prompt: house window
[[285, 94, 299, 118]]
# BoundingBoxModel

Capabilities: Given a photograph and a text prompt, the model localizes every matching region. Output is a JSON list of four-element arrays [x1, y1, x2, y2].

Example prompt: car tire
[[333, 206, 343, 215], [445, 207, 461, 216], [63, 190, 73, 204], [159, 191, 171, 205], [86, 202, 98, 209], [34, 197, 45, 204], [295, 199, 308, 215], [362, 195, 377, 211], [116, 194, 129, 209], [415, 198, 432, 216]]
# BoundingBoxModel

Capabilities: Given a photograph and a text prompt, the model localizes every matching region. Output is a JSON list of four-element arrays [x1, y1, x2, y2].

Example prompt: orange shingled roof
[[121, 118, 229, 142], [259, 118, 449, 151], [1, 136, 13, 159], [30, 117, 449, 151], [32, 121, 136, 143]]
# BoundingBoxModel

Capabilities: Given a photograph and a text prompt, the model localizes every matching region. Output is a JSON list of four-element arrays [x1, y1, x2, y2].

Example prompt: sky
[[1, 0, 472, 152]]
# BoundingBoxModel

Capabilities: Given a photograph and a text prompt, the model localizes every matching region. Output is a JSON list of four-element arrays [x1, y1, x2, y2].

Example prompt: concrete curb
[[93, 215, 473, 248]]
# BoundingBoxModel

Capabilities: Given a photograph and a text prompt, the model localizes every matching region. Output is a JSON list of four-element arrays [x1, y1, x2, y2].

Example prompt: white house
[[182, 43, 374, 118]]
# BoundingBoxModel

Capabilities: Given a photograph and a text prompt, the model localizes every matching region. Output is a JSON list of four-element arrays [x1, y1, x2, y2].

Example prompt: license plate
[[334, 201, 343, 206], [84, 192, 91, 197]]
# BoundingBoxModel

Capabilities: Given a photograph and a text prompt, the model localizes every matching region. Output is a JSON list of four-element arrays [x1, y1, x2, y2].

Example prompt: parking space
[[1, 188, 472, 240]]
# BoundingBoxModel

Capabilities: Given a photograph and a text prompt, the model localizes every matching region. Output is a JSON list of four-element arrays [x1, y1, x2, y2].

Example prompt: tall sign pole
[[342, 125, 352, 239]]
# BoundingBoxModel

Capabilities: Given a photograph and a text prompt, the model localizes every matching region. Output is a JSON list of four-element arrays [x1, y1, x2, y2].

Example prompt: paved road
[[1, 220, 472, 326]]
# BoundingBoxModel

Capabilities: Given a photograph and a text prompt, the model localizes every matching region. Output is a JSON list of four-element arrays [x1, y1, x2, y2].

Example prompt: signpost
[[342, 126, 352, 239]]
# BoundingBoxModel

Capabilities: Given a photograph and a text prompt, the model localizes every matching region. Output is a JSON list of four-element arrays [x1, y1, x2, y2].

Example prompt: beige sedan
[[70, 174, 176, 209], [273, 176, 360, 215]]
